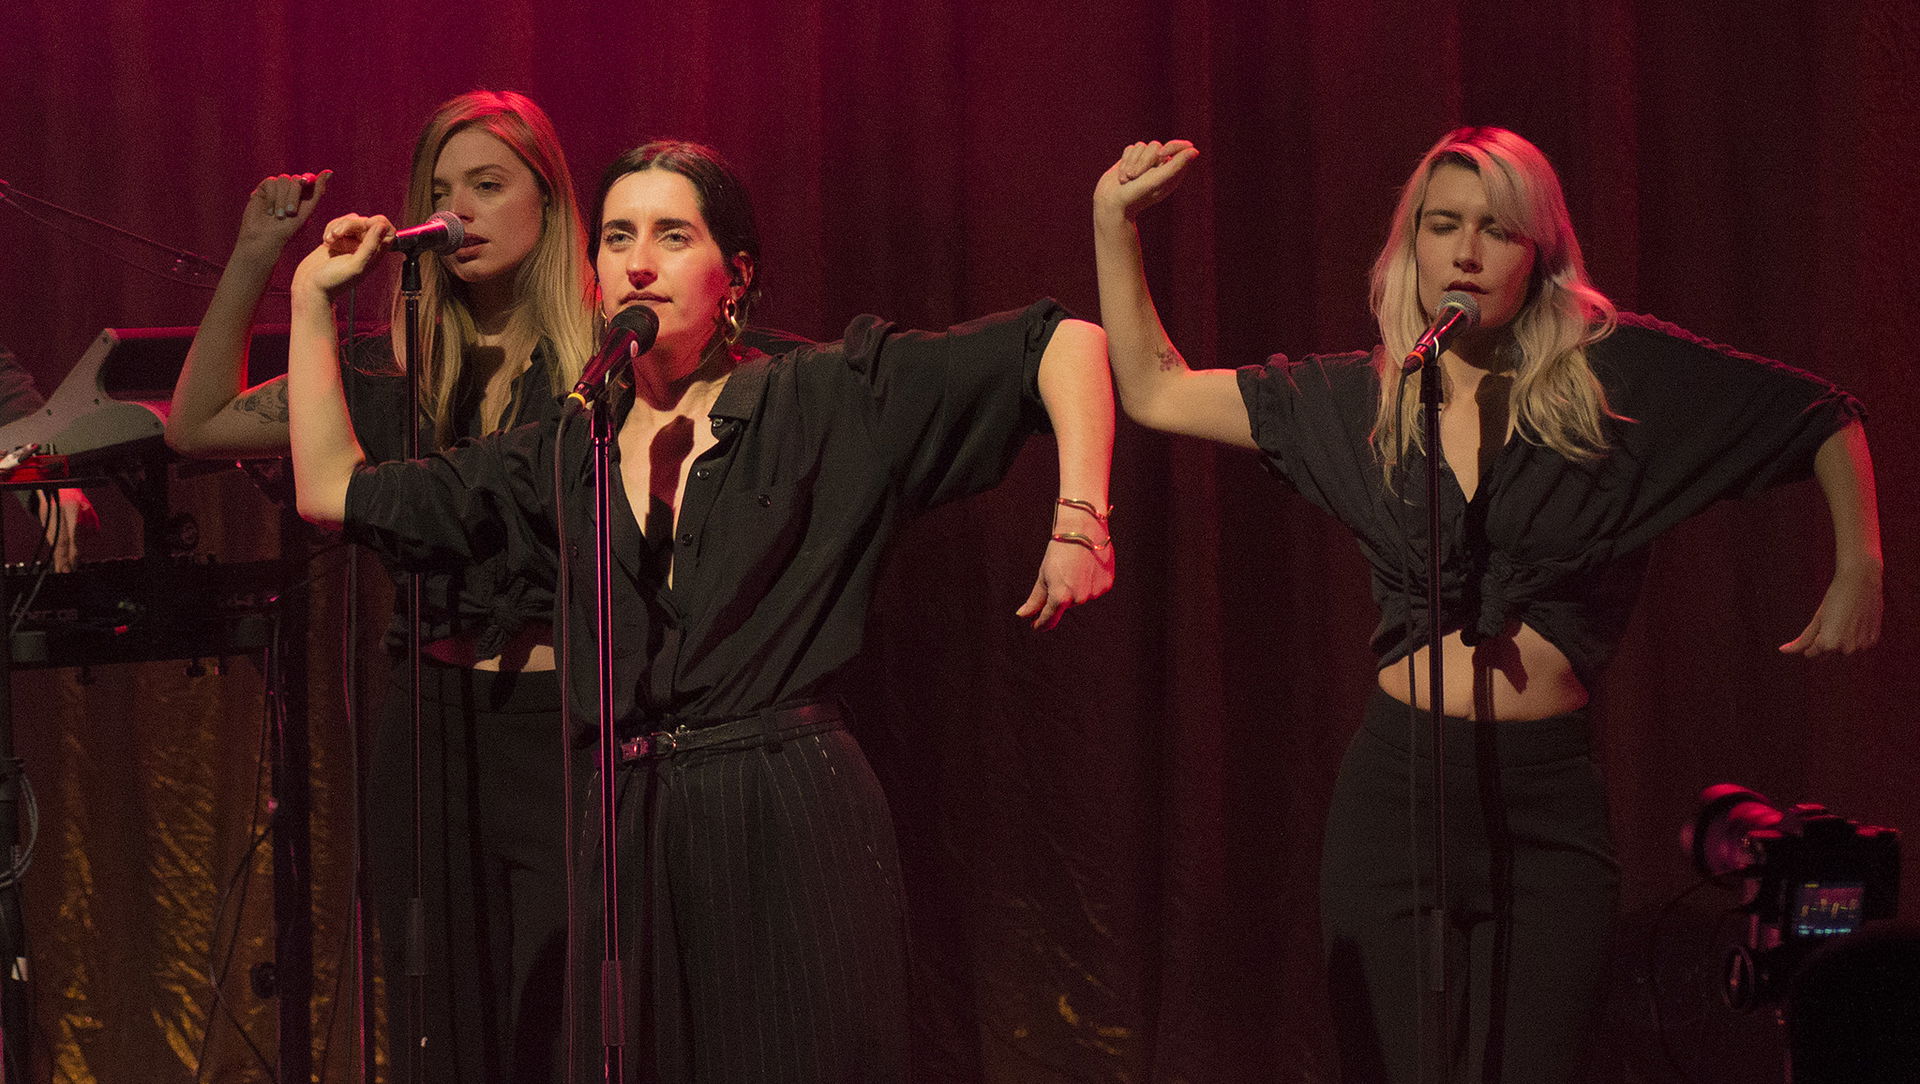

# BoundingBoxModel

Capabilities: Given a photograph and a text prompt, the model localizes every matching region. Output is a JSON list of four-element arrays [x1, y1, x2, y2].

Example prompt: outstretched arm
[[167, 171, 332, 458], [288, 213, 393, 525], [1092, 140, 1253, 448], [1017, 318, 1116, 629], [1779, 420, 1883, 657]]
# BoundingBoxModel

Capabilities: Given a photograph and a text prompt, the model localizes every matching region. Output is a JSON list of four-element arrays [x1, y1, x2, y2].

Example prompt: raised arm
[[1092, 141, 1254, 448], [1016, 317, 1116, 629], [1779, 419, 1883, 657], [166, 171, 331, 458], [287, 213, 393, 525]]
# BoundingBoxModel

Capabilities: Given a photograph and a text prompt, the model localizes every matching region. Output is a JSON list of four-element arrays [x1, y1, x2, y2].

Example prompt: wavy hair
[[1368, 126, 1620, 487], [390, 89, 596, 447]]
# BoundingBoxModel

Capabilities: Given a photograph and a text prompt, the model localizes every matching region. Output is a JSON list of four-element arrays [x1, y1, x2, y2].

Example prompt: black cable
[[1644, 875, 1747, 1084], [0, 772, 39, 890], [553, 407, 580, 1080], [6, 494, 61, 638], [0, 182, 232, 292], [1387, 363, 1430, 1083], [311, 558, 356, 1084], [314, 277, 366, 1084], [0, 483, 59, 1084], [190, 545, 352, 1082], [191, 614, 282, 1083]]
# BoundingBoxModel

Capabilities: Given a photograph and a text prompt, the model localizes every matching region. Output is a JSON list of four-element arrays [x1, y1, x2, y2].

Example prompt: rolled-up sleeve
[[835, 299, 1064, 512], [1597, 318, 1865, 550], [1236, 350, 1383, 527], [342, 419, 559, 581]]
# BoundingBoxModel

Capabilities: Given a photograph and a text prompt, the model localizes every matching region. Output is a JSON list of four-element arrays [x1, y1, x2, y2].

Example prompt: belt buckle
[[619, 727, 683, 763]]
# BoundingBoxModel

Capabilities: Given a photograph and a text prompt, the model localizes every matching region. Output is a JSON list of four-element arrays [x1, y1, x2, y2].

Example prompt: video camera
[[1682, 783, 1901, 1011]]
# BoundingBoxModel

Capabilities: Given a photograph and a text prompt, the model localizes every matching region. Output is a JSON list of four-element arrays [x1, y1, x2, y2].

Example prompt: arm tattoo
[[235, 382, 290, 424], [1155, 343, 1184, 373]]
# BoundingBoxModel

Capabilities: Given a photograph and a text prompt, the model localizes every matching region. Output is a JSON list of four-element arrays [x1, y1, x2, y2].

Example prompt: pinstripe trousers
[[569, 713, 912, 1083]]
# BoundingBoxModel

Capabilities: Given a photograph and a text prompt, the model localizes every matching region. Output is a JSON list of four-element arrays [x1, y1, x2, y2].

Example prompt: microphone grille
[[1439, 290, 1481, 331], [429, 210, 465, 250], [610, 303, 660, 336], [609, 303, 661, 353]]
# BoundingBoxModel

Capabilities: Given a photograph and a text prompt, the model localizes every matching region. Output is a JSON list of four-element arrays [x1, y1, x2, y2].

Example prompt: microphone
[[390, 211, 466, 255], [1401, 291, 1481, 373], [566, 305, 660, 411]]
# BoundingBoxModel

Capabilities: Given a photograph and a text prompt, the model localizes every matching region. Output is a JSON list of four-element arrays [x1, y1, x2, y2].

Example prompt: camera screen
[[1791, 881, 1865, 938]]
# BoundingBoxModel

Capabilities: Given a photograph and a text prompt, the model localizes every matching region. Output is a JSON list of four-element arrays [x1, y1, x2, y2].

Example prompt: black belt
[[618, 699, 845, 763]]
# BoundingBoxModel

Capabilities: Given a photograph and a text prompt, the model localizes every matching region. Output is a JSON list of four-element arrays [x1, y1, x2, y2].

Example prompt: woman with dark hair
[[167, 90, 595, 1083], [1092, 131, 1881, 1081], [284, 139, 1115, 1080]]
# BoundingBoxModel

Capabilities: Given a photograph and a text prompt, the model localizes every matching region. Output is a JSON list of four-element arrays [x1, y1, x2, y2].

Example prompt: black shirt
[[1237, 313, 1863, 687], [344, 301, 1065, 726], [340, 335, 564, 657]]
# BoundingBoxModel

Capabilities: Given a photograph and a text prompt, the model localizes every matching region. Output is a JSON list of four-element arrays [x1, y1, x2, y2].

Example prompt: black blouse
[[343, 301, 1065, 728], [1237, 313, 1864, 687], [340, 335, 564, 657]]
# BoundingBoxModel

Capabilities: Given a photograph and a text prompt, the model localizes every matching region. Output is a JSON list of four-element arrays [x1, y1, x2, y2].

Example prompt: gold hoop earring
[[721, 295, 745, 345]]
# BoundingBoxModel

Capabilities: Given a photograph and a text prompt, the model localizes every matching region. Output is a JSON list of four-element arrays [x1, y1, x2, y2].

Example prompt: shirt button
[[757, 493, 771, 507], [677, 533, 693, 545], [694, 467, 711, 480]]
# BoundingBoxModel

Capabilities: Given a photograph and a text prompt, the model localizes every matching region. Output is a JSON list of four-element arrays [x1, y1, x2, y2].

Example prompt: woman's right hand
[[1093, 139, 1200, 223], [235, 171, 332, 259], [293, 213, 396, 299]]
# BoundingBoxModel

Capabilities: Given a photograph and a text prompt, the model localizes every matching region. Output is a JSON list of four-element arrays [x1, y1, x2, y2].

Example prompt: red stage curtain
[[1, 1, 1914, 1080]]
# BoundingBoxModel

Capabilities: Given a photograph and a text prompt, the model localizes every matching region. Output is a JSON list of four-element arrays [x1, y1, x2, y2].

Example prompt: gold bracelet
[[1050, 531, 1113, 552], [1055, 497, 1113, 529]]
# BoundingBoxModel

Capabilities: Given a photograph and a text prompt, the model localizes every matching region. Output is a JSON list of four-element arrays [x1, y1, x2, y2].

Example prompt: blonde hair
[[389, 90, 596, 447], [1367, 127, 1620, 487]]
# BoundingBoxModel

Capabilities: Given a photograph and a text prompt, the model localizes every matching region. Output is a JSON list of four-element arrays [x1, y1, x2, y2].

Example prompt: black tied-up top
[[342, 302, 1065, 731], [1237, 313, 1864, 688], [340, 335, 564, 659]]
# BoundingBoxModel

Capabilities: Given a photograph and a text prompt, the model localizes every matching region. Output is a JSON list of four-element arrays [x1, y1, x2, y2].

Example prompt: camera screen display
[[1791, 881, 1865, 938]]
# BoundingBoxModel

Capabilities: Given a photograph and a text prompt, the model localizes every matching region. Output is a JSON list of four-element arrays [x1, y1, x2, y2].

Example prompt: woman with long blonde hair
[[1093, 128, 1882, 1081], [168, 89, 594, 1083]]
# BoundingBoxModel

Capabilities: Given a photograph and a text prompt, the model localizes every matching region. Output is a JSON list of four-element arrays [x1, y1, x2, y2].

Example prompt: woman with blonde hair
[[168, 89, 594, 1083], [1093, 128, 1881, 1081]]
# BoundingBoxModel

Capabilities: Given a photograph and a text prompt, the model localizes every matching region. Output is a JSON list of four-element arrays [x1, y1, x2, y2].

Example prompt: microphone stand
[[584, 389, 626, 1084], [1416, 350, 1451, 1084], [399, 251, 427, 1084]]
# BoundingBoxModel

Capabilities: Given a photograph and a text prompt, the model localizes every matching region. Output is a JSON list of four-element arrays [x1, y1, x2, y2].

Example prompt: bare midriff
[[1376, 620, 1589, 722], [421, 620, 556, 672]]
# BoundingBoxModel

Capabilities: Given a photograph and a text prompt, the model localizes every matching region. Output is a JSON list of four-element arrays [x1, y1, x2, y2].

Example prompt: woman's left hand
[[1779, 561, 1883, 657], [1017, 538, 1116, 631]]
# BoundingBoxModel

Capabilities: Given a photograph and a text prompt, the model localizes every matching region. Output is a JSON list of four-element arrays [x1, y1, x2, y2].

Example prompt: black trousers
[[568, 705, 911, 1083], [1320, 689, 1619, 1083], [369, 659, 574, 1084]]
